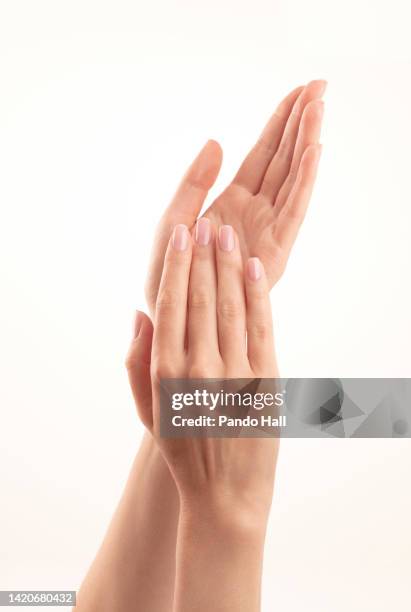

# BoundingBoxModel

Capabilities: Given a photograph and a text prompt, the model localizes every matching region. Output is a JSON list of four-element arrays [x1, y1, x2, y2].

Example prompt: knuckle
[[249, 321, 271, 341], [166, 248, 190, 267], [125, 341, 152, 372], [188, 363, 210, 379], [125, 347, 139, 372], [156, 288, 180, 313], [151, 357, 179, 381], [189, 289, 212, 310], [218, 298, 243, 322], [250, 287, 268, 302], [219, 256, 239, 272]]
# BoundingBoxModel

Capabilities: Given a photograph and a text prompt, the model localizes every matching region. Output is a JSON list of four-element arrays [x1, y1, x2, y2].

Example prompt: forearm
[[76, 432, 179, 612], [173, 499, 268, 612]]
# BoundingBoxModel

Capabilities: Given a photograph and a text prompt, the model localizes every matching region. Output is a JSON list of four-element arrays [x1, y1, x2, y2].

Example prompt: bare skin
[[76, 80, 325, 611], [75, 435, 178, 611], [131, 222, 279, 611], [145, 80, 325, 309]]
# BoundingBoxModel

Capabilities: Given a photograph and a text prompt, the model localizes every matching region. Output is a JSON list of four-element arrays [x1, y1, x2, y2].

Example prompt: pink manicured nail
[[195, 218, 211, 246], [247, 257, 262, 281], [172, 224, 189, 251], [133, 311, 142, 338], [219, 225, 234, 252]]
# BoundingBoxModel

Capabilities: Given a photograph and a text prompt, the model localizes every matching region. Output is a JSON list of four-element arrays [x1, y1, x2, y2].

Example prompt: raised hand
[[145, 80, 326, 312]]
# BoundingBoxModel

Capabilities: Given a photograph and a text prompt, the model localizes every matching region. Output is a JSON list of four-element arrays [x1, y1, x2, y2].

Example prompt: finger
[[145, 140, 222, 312], [274, 98, 324, 212], [168, 139, 223, 218], [154, 224, 192, 358], [244, 258, 276, 374], [188, 218, 219, 360], [125, 311, 154, 430], [275, 144, 322, 251], [216, 225, 247, 365], [260, 80, 326, 203], [232, 85, 304, 194]]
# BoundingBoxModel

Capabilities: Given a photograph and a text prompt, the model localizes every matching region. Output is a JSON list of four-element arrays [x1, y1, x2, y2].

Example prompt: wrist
[[174, 490, 267, 612], [178, 487, 271, 543]]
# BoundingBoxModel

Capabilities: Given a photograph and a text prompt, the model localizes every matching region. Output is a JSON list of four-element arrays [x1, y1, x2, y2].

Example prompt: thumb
[[168, 138, 223, 220], [125, 310, 154, 430]]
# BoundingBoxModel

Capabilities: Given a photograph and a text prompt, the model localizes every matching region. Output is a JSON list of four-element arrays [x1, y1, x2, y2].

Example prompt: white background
[[1, 1, 410, 610]]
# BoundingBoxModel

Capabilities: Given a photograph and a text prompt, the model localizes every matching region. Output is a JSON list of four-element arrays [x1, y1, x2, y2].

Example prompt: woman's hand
[[145, 80, 325, 313], [127, 221, 279, 611], [128, 219, 279, 522]]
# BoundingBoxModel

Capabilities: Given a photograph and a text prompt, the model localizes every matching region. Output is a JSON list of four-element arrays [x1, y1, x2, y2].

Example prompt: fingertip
[[287, 84, 305, 100], [306, 79, 328, 96], [205, 138, 223, 159], [193, 139, 223, 188]]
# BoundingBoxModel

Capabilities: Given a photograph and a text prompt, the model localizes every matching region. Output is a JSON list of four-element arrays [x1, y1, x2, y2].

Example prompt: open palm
[[145, 80, 326, 311]]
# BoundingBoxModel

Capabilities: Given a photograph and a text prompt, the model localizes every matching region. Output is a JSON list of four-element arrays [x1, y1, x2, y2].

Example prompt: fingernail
[[172, 224, 189, 251], [195, 218, 211, 246], [247, 257, 262, 281], [219, 225, 234, 252], [133, 311, 142, 339]]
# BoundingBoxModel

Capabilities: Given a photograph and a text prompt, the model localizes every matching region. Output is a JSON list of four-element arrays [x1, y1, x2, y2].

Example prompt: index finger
[[154, 224, 192, 359]]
